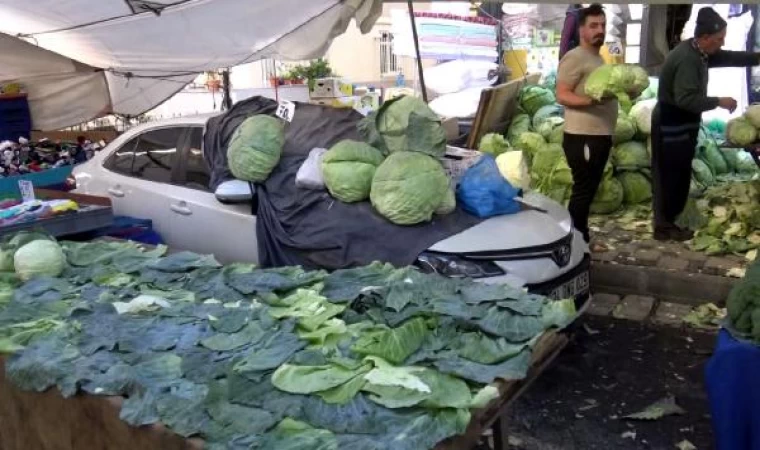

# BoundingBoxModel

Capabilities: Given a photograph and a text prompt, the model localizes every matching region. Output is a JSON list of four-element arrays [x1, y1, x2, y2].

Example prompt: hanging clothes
[[559, 5, 582, 61]]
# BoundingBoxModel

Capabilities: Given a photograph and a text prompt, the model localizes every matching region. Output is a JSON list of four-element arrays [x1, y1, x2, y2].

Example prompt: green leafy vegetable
[[370, 152, 449, 226], [322, 140, 385, 203], [227, 115, 285, 183]]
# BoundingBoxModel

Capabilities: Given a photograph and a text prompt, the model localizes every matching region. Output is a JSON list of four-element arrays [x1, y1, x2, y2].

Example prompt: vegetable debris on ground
[[0, 237, 577, 449], [680, 180, 760, 256]]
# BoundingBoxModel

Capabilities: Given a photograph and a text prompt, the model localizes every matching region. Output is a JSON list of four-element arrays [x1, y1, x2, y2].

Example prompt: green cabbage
[[636, 78, 658, 102], [745, 105, 760, 128], [617, 171, 652, 204], [586, 64, 649, 101], [630, 99, 655, 135], [699, 139, 729, 176], [616, 92, 633, 114], [358, 96, 446, 157], [478, 133, 511, 156], [14, 240, 65, 281], [692, 158, 715, 186], [436, 184, 457, 215], [515, 132, 547, 166], [722, 148, 742, 172], [736, 151, 760, 174], [507, 114, 531, 143], [370, 152, 449, 225], [519, 86, 556, 116], [590, 178, 624, 214], [321, 140, 385, 203], [496, 151, 531, 190], [530, 146, 573, 202], [726, 117, 758, 147], [532, 104, 564, 129], [549, 124, 564, 144], [629, 65, 650, 98], [612, 141, 650, 170], [613, 115, 637, 144], [227, 115, 285, 182]]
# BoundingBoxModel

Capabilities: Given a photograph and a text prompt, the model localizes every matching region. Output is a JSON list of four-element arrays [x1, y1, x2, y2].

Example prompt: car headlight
[[415, 252, 505, 279]]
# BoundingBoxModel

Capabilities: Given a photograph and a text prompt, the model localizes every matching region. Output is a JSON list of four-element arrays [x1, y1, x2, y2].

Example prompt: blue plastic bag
[[457, 155, 521, 218]]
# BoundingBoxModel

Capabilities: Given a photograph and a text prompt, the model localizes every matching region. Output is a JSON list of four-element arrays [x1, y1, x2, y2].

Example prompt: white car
[[73, 116, 590, 303]]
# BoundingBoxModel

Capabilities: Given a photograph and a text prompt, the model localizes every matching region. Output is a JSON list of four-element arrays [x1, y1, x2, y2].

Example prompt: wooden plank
[[0, 331, 567, 450], [0, 357, 203, 450], [466, 74, 542, 150]]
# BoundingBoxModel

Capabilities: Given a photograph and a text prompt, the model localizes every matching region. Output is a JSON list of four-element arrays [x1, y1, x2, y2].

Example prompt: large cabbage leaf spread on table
[[0, 238, 576, 449]]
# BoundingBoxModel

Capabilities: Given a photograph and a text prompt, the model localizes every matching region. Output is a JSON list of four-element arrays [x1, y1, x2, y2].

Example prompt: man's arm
[[555, 54, 594, 107], [708, 50, 760, 68], [672, 63, 719, 114]]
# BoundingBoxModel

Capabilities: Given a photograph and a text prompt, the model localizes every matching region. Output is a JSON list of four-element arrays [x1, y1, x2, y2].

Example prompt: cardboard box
[[440, 117, 459, 142], [355, 91, 381, 115], [309, 96, 359, 109], [310, 78, 353, 98]]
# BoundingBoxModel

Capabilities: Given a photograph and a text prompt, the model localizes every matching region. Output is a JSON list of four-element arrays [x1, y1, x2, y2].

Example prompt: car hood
[[429, 192, 573, 254]]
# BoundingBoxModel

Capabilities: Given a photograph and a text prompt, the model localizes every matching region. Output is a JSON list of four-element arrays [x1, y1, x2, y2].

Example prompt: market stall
[[0, 235, 578, 450]]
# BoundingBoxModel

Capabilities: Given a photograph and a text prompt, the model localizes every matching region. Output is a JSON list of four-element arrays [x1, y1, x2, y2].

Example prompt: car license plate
[[549, 271, 590, 300]]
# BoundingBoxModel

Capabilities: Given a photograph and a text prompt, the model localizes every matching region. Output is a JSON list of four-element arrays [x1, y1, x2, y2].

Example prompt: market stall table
[[0, 327, 569, 450]]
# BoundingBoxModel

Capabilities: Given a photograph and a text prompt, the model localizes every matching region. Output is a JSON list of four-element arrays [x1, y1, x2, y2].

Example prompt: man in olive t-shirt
[[555, 3, 617, 245]]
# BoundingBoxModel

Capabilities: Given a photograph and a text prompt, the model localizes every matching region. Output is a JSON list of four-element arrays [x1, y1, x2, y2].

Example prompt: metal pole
[[221, 69, 233, 111], [407, 0, 427, 102]]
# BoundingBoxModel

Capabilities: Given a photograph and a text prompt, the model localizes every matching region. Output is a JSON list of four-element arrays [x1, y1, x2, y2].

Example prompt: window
[[104, 136, 139, 176], [104, 127, 183, 184], [180, 127, 211, 191], [378, 31, 399, 76]]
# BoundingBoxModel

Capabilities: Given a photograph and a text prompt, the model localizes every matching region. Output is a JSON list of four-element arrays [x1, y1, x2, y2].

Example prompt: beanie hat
[[694, 7, 727, 38]]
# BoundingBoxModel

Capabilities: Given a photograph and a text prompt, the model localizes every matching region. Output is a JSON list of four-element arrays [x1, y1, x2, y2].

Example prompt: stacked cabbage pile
[[494, 68, 759, 217], [488, 72, 654, 215], [352, 96, 453, 225], [726, 105, 760, 147]]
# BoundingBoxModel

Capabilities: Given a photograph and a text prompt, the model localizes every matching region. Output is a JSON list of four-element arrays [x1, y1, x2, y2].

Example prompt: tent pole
[[407, 0, 427, 102], [221, 69, 233, 111]]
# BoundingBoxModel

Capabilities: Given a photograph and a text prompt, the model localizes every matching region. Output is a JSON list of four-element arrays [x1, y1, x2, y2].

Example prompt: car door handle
[[170, 202, 192, 216], [108, 187, 125, 198]]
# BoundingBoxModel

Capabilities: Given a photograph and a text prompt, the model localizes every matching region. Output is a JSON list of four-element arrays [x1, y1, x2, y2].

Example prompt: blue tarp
[[706, 329, 760, 450]]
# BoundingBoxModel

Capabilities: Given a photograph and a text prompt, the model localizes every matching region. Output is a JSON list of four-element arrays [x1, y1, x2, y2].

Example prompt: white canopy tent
[[0, 0, 382, 130]]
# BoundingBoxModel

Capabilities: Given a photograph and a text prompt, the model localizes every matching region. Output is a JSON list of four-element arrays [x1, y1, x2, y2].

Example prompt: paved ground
[[498, 312, 717, 450], [588, 210, 748, 278]]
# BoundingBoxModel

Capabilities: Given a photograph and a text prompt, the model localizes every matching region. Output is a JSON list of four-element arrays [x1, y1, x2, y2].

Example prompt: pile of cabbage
[[726, 105, 760, 147], [488, 76, 654, 215], [493, 71, 759, 217], [342, 96, 454, 225]]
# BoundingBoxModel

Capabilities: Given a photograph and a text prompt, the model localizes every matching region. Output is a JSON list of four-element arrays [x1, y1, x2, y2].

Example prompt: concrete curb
[[590, 262, 737, 306]]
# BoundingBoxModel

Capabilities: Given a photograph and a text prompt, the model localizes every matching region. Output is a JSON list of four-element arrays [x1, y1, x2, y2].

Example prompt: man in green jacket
[[651, 7, 760, 241]]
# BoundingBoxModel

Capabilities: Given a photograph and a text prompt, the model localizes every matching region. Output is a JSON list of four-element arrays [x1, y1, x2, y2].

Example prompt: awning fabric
[[0, 0, 382, 130]]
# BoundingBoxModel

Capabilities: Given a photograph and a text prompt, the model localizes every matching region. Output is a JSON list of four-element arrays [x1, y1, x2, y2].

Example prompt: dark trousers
[[563, 133, 612, 242], [651, 103, 700, 229]]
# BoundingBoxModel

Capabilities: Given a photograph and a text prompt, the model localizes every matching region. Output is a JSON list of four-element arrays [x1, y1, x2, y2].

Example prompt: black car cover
[[203, 96, 481, 270]]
